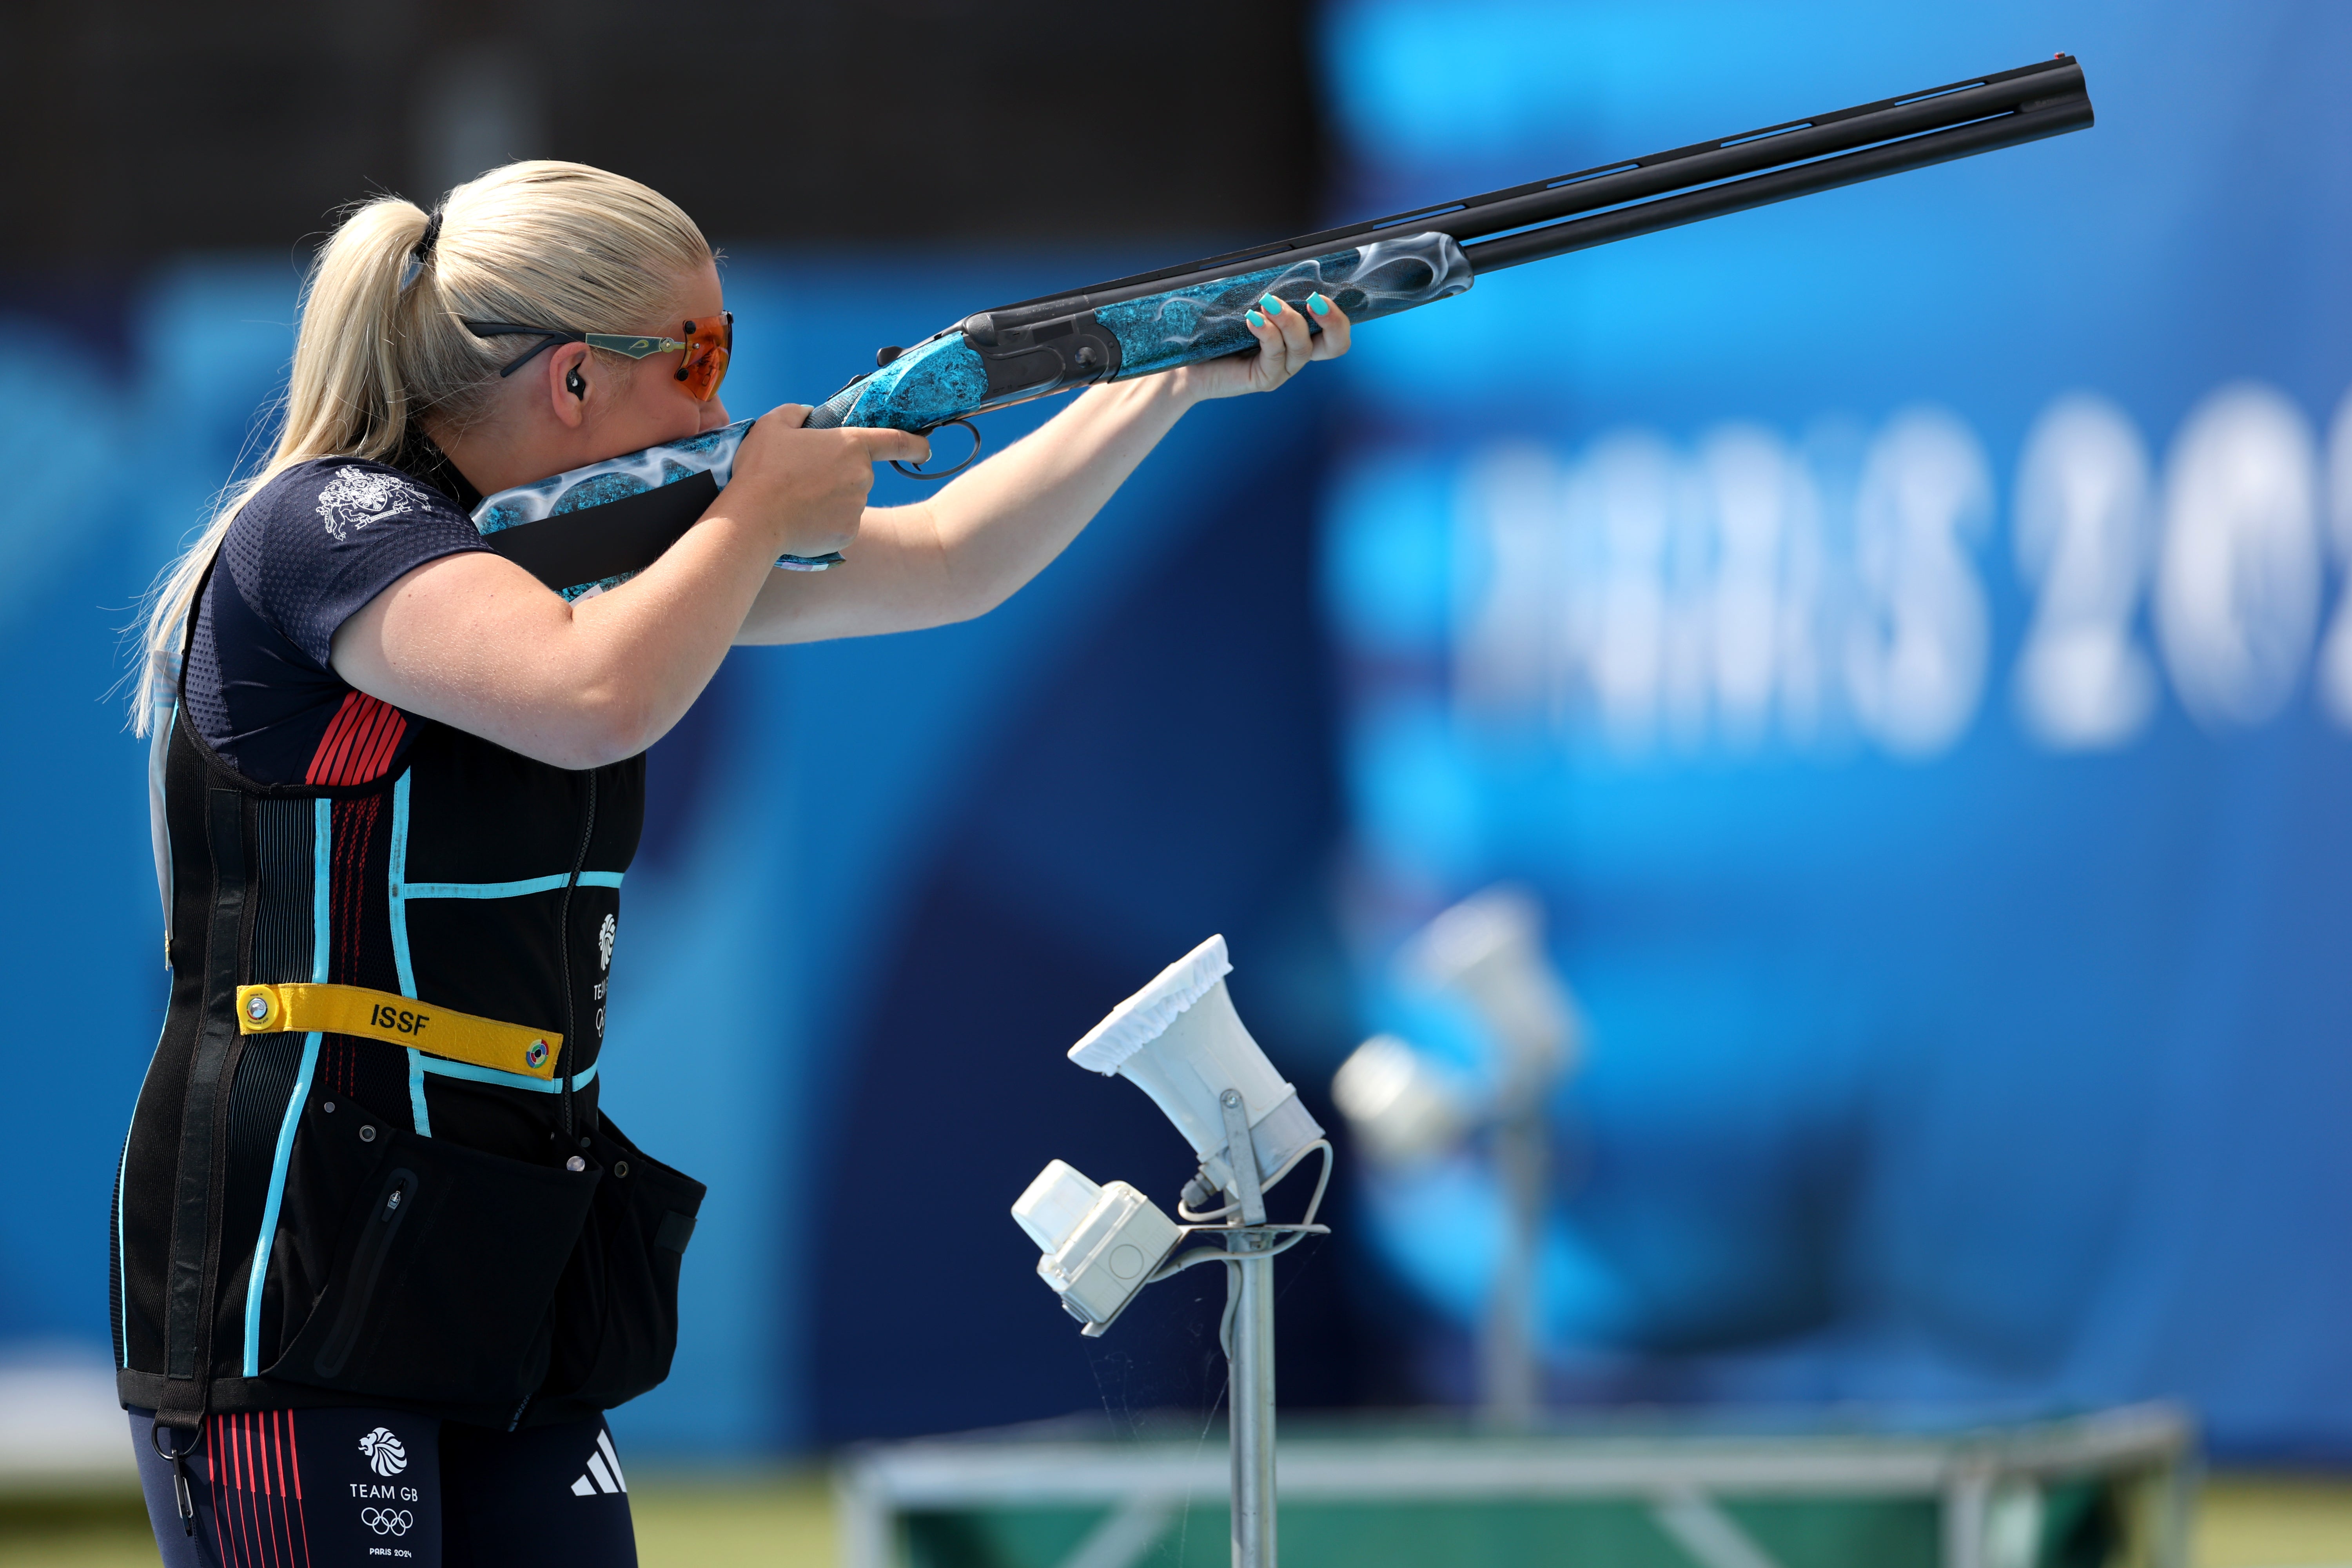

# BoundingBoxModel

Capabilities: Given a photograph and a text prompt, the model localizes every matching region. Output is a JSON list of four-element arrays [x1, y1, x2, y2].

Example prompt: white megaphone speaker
[[1013, 934, 1337, 1566], [1067, 934, 1325, 1202], [1331, 1033, 1472, 1166], [1381, 885, 1579, 1428], [1399, 886, 1578, 1091]]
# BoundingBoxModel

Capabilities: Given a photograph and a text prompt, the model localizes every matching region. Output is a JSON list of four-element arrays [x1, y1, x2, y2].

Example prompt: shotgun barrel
[[977, 55, 2091, 323]]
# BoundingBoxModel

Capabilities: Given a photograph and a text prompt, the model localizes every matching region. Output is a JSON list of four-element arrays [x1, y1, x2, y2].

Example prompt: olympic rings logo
[[361, 1507, 414, 1536]]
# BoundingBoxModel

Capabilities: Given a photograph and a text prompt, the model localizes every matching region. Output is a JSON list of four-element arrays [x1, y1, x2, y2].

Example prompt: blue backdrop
[[7, 0, 2352, 1468], [1321, 0, 2352, 1459]]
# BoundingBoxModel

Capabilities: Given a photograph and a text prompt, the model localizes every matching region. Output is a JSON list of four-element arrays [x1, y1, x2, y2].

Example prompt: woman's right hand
[[722, 405, 931, 561]]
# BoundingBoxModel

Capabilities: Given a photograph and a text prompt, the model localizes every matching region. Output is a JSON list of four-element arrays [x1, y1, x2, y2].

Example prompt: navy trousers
[[130, 1406, 637, 1567]]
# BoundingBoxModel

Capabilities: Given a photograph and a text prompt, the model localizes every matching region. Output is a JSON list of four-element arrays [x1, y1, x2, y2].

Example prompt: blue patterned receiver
[[806, 231, 1473, 431]]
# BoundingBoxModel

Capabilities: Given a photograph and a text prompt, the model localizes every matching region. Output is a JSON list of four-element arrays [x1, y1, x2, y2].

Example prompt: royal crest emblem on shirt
[[316, 467, 425, 543], [358, 1426, 408, 1476]]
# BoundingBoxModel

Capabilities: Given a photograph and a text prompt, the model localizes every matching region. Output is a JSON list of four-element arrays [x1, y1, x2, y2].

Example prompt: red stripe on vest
[[283, 1410, 313, 1567], [306, 692, 409, 787], [208, 1412, 241, 1567]]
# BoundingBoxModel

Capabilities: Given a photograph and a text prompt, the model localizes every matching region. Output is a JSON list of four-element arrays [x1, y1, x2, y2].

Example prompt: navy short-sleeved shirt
[[184, 454, 492, 786]]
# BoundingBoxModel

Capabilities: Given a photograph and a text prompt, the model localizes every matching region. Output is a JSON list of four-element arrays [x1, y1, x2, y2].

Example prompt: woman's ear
[[547, 344, 592, 428]]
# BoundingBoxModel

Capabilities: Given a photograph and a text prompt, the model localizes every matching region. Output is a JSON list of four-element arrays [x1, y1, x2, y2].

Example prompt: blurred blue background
[[1323, 0, 2352, 1461], [3, 0, 2349, 1468]]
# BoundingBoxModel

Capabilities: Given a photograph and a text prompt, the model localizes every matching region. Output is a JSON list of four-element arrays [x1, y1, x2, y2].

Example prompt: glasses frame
[[463, 312, 734, 401]]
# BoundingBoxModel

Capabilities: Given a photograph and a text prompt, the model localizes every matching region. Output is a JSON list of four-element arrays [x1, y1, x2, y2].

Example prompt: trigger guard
[[890, 418, 983, 482]]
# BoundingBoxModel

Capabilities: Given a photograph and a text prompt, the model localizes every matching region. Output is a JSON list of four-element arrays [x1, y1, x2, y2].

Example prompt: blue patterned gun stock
[[470, 420, 842, 598], [804, 231, 1472, 432]]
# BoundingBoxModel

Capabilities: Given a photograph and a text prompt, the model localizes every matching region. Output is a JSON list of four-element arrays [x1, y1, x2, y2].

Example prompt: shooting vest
[[114, 569, 703, 1434]]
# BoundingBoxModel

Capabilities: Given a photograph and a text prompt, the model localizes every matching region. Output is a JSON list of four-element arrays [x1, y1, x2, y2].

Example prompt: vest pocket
[[267, 1126, 599, 1409], [541, 1112, 706, 1410]]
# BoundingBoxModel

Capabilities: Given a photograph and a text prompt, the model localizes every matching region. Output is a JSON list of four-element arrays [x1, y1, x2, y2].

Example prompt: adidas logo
[[569, 1429, 629, 1497]]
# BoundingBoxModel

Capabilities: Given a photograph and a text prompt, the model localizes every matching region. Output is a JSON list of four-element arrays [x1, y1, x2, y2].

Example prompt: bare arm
[[329, 409, 927, 769], [736, 291, 1352, 646]]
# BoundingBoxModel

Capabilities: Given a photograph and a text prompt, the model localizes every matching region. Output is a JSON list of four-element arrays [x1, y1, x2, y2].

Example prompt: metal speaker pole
[[1221, 1089, 1278, 1568]]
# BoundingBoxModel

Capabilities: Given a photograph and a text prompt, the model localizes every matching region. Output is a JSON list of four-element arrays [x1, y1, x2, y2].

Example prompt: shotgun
[[472, 54, 2092, 596]]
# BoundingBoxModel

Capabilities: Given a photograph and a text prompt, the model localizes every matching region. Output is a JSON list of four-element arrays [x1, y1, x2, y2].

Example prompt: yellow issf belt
[[236, 982, 562, 1080]]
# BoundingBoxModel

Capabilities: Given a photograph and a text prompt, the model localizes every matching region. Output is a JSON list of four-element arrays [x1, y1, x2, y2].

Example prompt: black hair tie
[[401, 208, 444, 291]]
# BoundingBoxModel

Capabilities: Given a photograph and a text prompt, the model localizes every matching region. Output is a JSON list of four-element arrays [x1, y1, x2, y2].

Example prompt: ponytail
[[133, 162, 711, 733]]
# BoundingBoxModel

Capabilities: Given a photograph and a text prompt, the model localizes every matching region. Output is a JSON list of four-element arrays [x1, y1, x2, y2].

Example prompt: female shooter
[[115, 159, 1349, 1568]]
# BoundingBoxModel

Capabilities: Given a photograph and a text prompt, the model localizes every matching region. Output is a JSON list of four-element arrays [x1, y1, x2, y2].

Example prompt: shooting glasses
[[465, 313, 734, 401]]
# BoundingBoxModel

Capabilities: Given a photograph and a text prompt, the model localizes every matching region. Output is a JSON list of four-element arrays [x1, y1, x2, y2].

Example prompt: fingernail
[[1246, 310, 1267, 330], [1261, 293, 1285, 316], [1308, 293, 1330, 317]]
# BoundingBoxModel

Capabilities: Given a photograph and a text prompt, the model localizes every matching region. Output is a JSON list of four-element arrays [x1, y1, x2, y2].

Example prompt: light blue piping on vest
[[384, 789, 621, 1124], [419, 1056, 598, 1095], [240, 1034, 318, 1377], [114, 1132, 132, 1367], [388, 775, 429, 1136], [407, 1054, 430, 1134], [311, 800, 330, 982], [399, 870, 624, 900], [241, 799, 334, 1377], [389, 774, 417, 997]]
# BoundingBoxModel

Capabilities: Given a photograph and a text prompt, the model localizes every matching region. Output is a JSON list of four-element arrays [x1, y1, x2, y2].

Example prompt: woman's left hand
[[1176, 291, 1354, 402]]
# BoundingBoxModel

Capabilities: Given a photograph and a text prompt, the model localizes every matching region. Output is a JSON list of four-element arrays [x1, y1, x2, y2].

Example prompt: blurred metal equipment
[[1328, 1033, 1470, 1165], [1014, 935, 1332, 1568], [838, 1403, 2195, 1568], [1334, 886, 1578, 1427]]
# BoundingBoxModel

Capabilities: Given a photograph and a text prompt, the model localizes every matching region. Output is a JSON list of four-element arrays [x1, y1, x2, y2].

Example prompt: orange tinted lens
[[675, 312, 733, 401]]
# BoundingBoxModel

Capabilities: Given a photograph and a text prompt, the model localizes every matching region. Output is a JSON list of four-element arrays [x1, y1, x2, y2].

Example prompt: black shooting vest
[[114, 566, 704, 1436]]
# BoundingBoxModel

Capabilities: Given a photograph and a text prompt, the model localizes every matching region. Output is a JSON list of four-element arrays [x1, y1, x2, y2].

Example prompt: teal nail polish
[[1261, 293, 1285, 315], [1308, 293, 1330, 316], [1247, 310, 1267, 329]]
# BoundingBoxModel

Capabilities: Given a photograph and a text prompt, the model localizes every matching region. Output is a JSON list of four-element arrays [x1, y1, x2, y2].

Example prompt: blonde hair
[[133, 159, 711, 733]]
